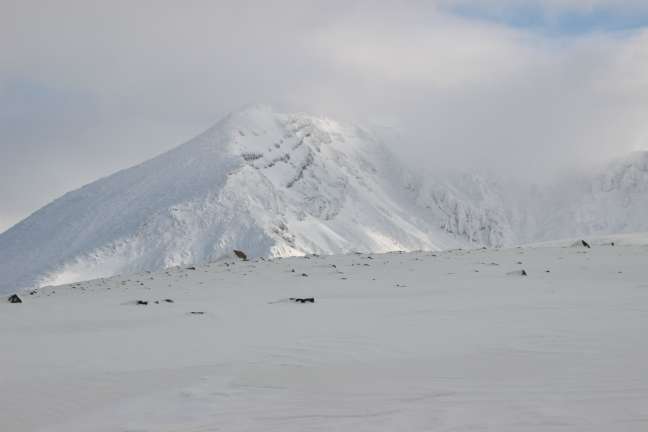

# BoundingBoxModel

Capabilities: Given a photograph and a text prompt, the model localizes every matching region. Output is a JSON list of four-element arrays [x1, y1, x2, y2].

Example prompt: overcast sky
[[2, 0, 648, 233]]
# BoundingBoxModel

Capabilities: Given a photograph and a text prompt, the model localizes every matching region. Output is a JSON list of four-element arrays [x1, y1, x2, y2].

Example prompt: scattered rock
[[7, 294, 22, 303], [136, 300, 148, 305], [507, 269, 528, 277], [164, 298, 174, 303], [233, 250, 248, 261], [289, 297, 315, 303], [186, 266, 197, 270], [571, 240, 591, 249], [189, 311, 205, 315], [301, 273, 308, 277]]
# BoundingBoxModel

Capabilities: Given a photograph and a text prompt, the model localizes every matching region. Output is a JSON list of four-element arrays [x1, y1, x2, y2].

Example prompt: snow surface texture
[[1, 105, 648, 293], [2, 237, 648, 431]]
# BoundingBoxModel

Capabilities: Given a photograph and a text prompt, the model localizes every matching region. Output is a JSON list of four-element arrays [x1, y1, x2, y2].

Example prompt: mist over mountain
[[0, 106, 646, 293]]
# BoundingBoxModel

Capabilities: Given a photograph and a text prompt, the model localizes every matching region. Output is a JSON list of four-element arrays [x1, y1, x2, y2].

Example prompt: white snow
[[0, 106, 462, 293], [2, 235, 648, 431], [1, 105, 648, 293]]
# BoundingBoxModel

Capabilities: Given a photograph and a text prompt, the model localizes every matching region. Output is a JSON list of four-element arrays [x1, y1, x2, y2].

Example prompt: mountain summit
[[1, 106, 647, 293]]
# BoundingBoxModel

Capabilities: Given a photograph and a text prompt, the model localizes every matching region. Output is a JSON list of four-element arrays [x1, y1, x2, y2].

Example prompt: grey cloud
[[1, 1, 647, 232], [438, 0, 648, 14]]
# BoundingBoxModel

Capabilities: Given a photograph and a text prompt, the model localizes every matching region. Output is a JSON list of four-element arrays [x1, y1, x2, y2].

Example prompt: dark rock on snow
[[289, 297, 315, 303], [233, 250, 248, 260], [7, 294, 22, 303], [572, 240, 591, 248]]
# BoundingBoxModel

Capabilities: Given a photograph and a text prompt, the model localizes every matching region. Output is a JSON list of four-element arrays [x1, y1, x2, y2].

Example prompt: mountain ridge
[[1, 106, 647, 293]]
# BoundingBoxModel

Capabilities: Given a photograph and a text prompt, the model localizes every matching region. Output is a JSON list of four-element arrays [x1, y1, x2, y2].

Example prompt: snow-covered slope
[[1, 105, 647, 293], [536, 151, 648, 241], [0, 106, 469, 293], [404, 172, 518, 246], [3, 240, 648, 431]]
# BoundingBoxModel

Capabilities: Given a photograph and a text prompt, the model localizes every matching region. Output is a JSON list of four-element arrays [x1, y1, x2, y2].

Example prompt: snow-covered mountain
[[1, 105, 647, 293], [0, 106, 465, 292]]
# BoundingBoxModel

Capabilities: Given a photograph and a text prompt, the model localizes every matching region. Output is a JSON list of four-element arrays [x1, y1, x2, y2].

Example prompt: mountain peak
[[221, 103, 276, 124]]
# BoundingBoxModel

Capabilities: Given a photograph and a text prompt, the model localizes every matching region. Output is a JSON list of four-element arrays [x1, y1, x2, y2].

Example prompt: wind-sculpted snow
[[1, 105, 647, 293]]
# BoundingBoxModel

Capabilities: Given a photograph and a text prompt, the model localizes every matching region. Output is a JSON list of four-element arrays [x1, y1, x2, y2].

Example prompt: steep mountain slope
[[408, 150, 648, 247], [535, 151, 648, 241], [403, 172, 518, 247], [0, 106, 469, 292]]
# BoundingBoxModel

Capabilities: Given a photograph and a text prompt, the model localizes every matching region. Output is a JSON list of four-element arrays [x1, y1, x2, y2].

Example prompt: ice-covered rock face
[[561, 152, 648, 237], [410, 173, 515, 247], [229, 112, 351, 221], [524, 151, 648, 242]]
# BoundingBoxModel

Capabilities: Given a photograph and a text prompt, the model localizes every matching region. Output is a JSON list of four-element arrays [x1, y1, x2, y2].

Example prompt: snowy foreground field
[[3, 237, 648, 431]]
